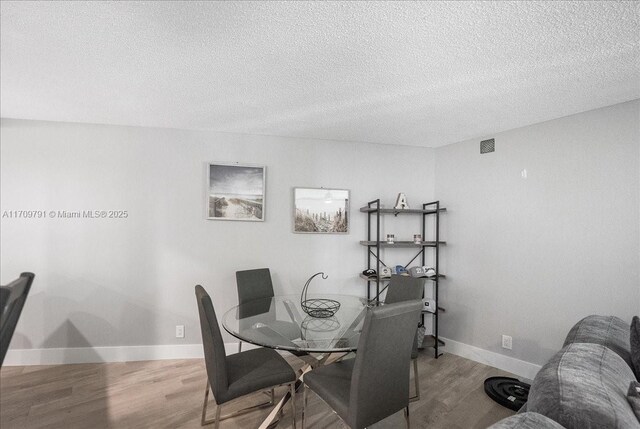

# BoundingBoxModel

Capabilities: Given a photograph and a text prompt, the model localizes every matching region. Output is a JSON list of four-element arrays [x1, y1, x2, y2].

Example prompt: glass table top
[[222, 294, 369, 353]]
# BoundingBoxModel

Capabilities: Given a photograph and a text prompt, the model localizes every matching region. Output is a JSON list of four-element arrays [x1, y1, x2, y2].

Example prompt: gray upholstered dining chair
[[195, 285, 297, 429], [384, 275, 425, 402], [236, 268, 275, 304], [236, 268, 300, 352], [302, 300, 422, 429], [0, 272, 35, 367]]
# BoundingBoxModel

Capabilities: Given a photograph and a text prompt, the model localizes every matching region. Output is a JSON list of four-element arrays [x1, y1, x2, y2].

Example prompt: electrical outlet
[[502, 335, 512, 350], [176, 325, 185, 338]]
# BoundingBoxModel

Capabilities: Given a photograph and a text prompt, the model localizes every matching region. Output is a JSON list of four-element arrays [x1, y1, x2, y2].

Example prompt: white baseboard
[[2, 342, 256, 366], [5, 338, 541, 381], [441, 337, 541, 381]]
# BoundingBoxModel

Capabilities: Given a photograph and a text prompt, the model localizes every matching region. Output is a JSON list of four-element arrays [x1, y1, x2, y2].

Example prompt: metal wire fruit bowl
[[301, 298, 340, 318], [300, 272, 341, 318]]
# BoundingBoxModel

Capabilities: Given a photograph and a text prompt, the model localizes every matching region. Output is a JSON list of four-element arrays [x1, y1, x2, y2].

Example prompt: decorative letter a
[[395, 193, 409, 209]]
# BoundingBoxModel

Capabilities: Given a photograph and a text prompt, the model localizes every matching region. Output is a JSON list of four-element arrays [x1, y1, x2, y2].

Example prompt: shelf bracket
[[368, 249, 389, 268], [404, 250, 424, 269]]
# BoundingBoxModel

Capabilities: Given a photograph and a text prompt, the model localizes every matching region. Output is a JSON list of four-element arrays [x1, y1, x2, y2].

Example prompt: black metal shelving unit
[[360, 199, 446, 358]]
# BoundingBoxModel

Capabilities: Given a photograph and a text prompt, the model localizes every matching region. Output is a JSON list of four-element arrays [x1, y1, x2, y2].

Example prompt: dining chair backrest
[[0, 272, 35, 367], [236, 268, 274, 305], [195, 285, 229, 401], [348, 300, 422, 429], [384, 275, 424, 304]]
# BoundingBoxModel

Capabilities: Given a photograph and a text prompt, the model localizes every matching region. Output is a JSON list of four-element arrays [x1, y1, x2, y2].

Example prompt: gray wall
[[2, 100, 638, 369], [0, 119, 435, 350], [435, 100, 640, 366]]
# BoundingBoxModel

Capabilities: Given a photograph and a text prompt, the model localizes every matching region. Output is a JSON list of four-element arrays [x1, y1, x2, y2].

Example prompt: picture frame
[[207, 163, 266, 221], [293, 187, 349, 233]]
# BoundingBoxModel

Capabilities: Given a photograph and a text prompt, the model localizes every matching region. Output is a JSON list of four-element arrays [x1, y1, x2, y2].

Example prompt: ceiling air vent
[[480, 138, 495, 154]]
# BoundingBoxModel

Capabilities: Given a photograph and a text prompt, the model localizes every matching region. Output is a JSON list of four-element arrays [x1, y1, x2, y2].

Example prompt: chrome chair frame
[[201, 380, 296, 428]]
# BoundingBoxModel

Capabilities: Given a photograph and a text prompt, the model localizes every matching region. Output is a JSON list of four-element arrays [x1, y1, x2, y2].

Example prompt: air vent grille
[[480, 138, 495, 154]]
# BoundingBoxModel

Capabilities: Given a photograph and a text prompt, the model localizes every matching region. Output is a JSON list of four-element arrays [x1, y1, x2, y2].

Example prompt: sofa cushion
[[630, 381, 640, 421], [563, 315, 632, 369], [528, 343, 639, 428], [487, 412, 565, 428], [631, 316, 640, 379]]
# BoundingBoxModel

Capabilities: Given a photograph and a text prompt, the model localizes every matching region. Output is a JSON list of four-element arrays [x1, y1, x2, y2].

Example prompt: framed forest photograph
[[293, 188, 349, 233], [207, 163, 265, 221]]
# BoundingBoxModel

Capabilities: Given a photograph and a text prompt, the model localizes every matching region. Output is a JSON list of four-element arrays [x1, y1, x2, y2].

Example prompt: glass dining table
[[222, 293, 370, 428], [221, 293, 369, 355]]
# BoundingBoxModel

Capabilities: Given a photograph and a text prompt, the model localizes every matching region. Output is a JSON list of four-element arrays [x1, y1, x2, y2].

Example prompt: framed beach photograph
[[293, 188, 349, 233], [207, 163, 265, 221]]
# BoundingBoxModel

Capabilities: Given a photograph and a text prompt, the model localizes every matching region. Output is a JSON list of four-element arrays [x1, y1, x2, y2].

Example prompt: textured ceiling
[[1, 1, 639, 148]]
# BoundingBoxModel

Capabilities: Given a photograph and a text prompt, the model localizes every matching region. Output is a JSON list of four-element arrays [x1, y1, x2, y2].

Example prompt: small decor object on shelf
[[208, 163, 265, 221], [362, 268, 377, 278], [380, 267, 392, 278], [394, 193, 409, 209], [409, 266, 437, 278], [409, 266, 425, 277], [386, 233, 395, 243], [395, 265, 408, 276], [300, 272, 340, 318], [414, 234, 422, 244], [293, 188, 349, 233]]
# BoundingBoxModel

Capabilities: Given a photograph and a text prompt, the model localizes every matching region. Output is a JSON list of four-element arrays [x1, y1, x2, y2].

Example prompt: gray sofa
[[489, 315, 639, 428]]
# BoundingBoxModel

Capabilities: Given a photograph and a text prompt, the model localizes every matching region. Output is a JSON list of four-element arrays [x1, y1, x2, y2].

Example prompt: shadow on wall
[[42, 318, 111, 359], [11, 277, 199, 352], [8, 332, 32, 350]]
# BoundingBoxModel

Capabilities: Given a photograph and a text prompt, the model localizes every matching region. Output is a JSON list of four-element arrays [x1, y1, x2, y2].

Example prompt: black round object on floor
[[484, 376, 530, 411]]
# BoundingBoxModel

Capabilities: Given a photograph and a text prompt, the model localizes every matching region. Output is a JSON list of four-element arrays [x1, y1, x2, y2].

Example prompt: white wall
[[0, 119, 436, 356], [435, 100, 640, 368]]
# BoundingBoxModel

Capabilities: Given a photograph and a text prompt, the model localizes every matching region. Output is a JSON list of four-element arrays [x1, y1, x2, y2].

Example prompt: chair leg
[[201, 382, 223, 428], [238, 341, 243, 353], [201, 380, 274, 426], [404, 406, 410, 429], [290, 383, 297, 429], [302, 384, 308, 429], [201, 381, 211, 426], [410, 358, 420, 402], [214, 404, 222, 429]]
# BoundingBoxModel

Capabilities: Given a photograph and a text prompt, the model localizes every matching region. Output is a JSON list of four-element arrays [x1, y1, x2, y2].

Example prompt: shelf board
[[359, 273, 445, 282], [420, 335, 445, 349], [422, 306, 446, 314], [359, 240, 446, 247], [360, 207, 447, 215]]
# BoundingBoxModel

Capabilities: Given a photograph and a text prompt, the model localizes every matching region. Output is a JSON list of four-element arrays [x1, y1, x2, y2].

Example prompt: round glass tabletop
[[222, 294, 369, 353]]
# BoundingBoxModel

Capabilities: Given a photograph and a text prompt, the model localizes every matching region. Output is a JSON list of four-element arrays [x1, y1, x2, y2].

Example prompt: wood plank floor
[[0, 351, 515, 428]]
